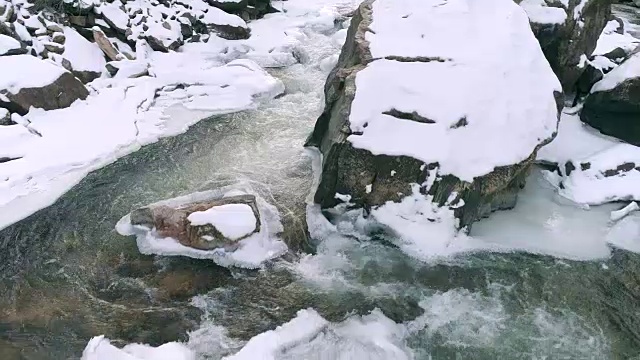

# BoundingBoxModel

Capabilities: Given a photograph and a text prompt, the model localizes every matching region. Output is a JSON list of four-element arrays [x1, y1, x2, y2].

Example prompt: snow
[[537, 110, 621, 165], [0, 56, 283, 230], [62, 27, 106, 75], [549, 143, 640, 205], [116, 186, 287, 269], [222, 309, 329, 360], [187, 203, 257, 240], [224, 308, 411, 360], [591, 52, 640, 93], [606, 213, 640, 253], [537, 109, 640, 207], [81, 335, 195, 360], [589, 55, 617, 71], [200, 6, 247, 28], [520, 0, 568, 25], [97, 2, 130, 31], [371, 185, 490, 260], [0, 34, 22, 55], [0, 55, 67, 94], [348, 0, 561, 182], [592, 19, 640, 56]]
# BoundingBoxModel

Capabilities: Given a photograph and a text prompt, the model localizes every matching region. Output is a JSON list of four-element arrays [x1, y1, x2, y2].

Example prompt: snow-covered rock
[[0, 54, 88, 114], [117, 187, 287, 268], [62, 26, 105, 83], [520, 0, 612, 92], [581, 51, 640, 145], [129, 194, 261, 251], [0, 33, 26, 55], [546, 143, 640, 204], [307, 0, 562, 228]]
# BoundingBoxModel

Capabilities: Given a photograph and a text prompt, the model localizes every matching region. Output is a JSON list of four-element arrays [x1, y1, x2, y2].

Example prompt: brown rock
[[0, 56, 89, 115], [130, 195, 261, 251], [92, 27, 122, 61]]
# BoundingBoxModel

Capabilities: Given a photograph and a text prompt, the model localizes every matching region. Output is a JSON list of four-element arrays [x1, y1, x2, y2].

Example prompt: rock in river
[[130, 194, 261, 251], [306, 0, 563, 228]]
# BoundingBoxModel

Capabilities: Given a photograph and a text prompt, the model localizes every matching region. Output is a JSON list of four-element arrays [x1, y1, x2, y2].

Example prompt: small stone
[[0, 108, 13, 125], [44, 42, 64, 54], [46, 23, 63, 33], [51, 32, 65, 44]]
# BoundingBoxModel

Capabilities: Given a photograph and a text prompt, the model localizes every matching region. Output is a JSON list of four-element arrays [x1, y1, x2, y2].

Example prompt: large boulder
[[0, 55, 88, 115], [130, 195, 261, 251], [581, 52, 640, 145], [62, 27, 105, 83], [306, 0, 563, 228], [0, 33, 27, 55], [518, 0, 612, 92]]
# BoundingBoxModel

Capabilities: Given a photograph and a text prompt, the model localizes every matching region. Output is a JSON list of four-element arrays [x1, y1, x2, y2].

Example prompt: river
[[2, 2, 640, 360]]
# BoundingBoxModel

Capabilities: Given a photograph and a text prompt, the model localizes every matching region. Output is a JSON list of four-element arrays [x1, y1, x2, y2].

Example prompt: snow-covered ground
[[0, 0, 350, 230]]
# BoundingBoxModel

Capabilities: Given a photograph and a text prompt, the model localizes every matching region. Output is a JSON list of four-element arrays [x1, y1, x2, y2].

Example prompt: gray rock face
[[525, 0, 612, 92], [130, 195, 261, 251], [306, 0, 563, 228], [581, 57, 640, 145]]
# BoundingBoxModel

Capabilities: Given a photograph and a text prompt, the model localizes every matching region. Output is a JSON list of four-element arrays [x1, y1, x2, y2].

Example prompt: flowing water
[[2, 4, 640, 360]]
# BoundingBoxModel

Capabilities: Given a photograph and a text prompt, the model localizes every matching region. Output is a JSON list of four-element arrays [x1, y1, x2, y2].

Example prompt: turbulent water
[[2, 4, 640, 360]]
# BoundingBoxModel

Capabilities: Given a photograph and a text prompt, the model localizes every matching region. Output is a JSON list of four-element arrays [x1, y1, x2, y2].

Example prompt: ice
[[606, 213, 640, 253], [610, 202, 639, 222], [348, 0, 561, 182], [471, 169, 618, 261], [222, 309, 329, 360], [0, 55, 67, 93], [592, 51, 640, 93], [81, 335, 195, 360], [224, 308, 412, 360], [116, 186, 287, 269], [188, 203, 257, 240], [520, 0, 568, 25], [62, 27, 106, 76]]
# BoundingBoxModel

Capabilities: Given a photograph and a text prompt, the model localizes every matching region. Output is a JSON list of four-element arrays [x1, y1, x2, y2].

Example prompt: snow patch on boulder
[[348, 0, 561, 182], [116, 185, 287, 269]]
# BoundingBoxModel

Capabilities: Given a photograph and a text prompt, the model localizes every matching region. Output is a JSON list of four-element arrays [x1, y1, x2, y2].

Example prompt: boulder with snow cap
[[518, 0, 612, 92], [0, 55, 88, 115], [0, 33, 26, 55], [581, 52, 640, 145], [198, 7, 250, 40], [130, 195, 261, 251], [306, 0, 563, 228]]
